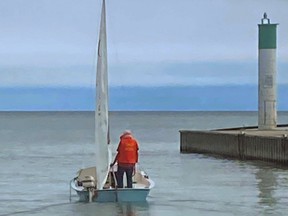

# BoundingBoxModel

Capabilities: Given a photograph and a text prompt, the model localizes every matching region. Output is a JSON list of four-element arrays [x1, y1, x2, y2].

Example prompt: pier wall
[[180, 130, 288, 164]]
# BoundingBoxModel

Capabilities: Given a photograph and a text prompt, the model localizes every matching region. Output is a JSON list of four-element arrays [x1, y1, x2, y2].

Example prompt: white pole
[[258, 13, 278, 130]]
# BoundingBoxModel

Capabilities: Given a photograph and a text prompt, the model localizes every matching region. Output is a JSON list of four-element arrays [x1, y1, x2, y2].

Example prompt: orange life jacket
[[117, 135, 139, 164]]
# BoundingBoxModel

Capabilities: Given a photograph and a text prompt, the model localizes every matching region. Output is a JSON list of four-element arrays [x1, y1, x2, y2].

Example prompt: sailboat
[[70, 0, 154, 202]]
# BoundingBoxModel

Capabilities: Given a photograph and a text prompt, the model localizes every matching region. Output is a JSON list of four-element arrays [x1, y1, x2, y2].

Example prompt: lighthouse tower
[[258, 13, 278, 130]]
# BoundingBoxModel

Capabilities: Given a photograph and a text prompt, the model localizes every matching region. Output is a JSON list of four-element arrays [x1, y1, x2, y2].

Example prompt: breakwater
[[180, 125, 288, 164]]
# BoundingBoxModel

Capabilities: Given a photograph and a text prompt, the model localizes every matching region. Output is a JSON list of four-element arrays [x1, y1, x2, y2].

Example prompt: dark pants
[[116, 165, 134, 188]]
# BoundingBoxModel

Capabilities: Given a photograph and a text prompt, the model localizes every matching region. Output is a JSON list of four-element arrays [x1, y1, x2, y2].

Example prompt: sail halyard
[[95, 0, 112, 190]]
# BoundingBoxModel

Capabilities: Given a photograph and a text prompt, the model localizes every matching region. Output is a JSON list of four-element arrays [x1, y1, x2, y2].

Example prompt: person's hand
[[132, 166, 136, 176]]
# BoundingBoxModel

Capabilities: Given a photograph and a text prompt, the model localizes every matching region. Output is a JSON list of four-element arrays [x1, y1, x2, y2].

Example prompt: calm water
[[1, 111, 288, 216]]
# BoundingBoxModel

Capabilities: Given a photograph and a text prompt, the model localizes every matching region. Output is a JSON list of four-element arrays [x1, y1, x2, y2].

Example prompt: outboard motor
[[79, 176, 96, 202]]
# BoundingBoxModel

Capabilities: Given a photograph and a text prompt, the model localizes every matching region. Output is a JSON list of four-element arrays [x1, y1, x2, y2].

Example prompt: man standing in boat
[[110, 130, 139, 188]]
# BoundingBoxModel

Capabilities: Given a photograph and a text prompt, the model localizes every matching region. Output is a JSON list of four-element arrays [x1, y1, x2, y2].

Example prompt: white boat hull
[[75, 187, 151, 202], [71, 179, 154, 202], [70, 166, 154, 202]]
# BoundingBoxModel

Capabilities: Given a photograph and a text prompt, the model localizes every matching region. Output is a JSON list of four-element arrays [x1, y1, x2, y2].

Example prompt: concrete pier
[[180, 125, 288, 164]]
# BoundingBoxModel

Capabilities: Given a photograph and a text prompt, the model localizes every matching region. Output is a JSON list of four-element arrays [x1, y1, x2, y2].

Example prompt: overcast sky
[[0, 0, 288, 87]]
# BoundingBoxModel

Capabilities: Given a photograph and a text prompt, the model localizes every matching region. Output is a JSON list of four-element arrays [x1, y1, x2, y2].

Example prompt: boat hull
[[71, 166, 154, 202], [75, 188, 150, 202]]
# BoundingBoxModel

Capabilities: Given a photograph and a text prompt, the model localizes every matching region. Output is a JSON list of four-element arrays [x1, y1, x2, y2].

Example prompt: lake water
[[1, 111, 288, 216]]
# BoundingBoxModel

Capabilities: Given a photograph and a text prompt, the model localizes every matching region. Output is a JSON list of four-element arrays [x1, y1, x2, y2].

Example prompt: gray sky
[[0, 0, 288, 87]]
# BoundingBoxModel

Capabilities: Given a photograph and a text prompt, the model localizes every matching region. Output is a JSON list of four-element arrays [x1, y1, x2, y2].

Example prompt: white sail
[[95, 0, 112, 190]]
